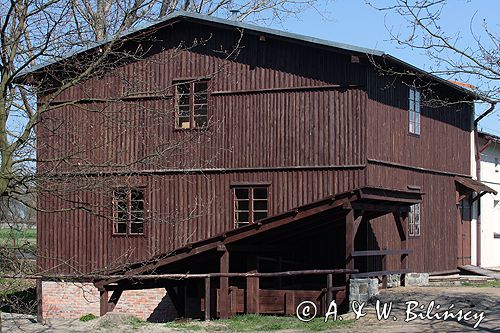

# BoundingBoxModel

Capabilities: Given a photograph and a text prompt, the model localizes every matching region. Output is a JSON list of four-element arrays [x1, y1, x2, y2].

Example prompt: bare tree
[[366, 0, 498, 106]]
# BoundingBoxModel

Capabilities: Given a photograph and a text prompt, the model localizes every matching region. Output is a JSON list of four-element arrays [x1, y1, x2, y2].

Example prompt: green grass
[[165, 314, 353, 332], [0, 228, 36, 253], [128, 316, 147, 329], [0, 228, 36, 245], [462, 279, 500, 288], [80, 313, 98, 322]]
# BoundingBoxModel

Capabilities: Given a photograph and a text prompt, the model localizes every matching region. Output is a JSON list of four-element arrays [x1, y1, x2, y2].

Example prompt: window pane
[[194, 105, 208, 128], [253, 199, 268, 211], [253, 188, 267, 200], [176, 82, 190, 95], [236, 211, 249, 223], [235, 188, 249, 200], [194, 82, 208, 94], [235, 200, 249, 211], [409, 88, 415, 101], [176, 105, 191, 128], [115, 222, 127, 234], [130, 222, 144, 234]]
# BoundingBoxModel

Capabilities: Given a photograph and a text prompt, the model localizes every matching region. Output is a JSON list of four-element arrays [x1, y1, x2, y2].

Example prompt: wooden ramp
[[459, 265, 500, 279]]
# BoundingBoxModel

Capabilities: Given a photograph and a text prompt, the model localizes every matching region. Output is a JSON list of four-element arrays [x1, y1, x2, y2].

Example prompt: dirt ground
[[2, 286, 499, 332]]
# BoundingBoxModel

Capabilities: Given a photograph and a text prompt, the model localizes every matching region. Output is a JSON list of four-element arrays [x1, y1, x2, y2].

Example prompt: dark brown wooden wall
[[37, 22, 368, 274], [36, 20, 473, 275], [37, 169, 363, 274], [362, 68, 473, 272]]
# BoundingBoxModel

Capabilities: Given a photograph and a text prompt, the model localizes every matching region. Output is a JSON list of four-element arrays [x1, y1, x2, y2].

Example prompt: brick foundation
[[41, 281, 177, 321]]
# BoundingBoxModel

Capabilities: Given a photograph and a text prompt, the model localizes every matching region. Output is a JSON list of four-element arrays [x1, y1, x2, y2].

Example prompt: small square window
[[233, 186, 269, 228], [113, 187, 145, 235], [174, 80, 209, 129]]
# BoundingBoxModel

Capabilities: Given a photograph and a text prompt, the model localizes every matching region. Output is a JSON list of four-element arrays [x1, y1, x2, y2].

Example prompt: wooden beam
[[352, 212, 364, 239], [219, 249, 230, 319], [326, 274, 334, 308], [99, 289, 108, 316], [393, 212, 409, 286], [204, 277, 211, 321], [351, 249, 412, 257], [94, 242, 223, 288], [392, 212, 406, 242], [36, 278, 43, 323], [351, 202, 410, 213], [351, 269, 411, 279], [345, 209, 354, 270], [107, 289, 122, 313]]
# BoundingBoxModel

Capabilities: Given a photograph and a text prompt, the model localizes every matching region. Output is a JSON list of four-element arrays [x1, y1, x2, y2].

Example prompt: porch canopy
[[94, 186, 423, 318], [455, 176, 497, 201]]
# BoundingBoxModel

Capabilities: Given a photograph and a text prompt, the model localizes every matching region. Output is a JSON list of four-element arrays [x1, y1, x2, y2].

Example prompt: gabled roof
[[17, 11, 480, 99]]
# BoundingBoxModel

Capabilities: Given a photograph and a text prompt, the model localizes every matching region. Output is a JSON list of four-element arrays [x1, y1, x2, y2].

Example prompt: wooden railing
[[350, 249, 412, 287]]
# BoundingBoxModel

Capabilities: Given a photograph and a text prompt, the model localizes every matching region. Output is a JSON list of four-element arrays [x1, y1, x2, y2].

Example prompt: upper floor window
[[174, 79, 208, 129], [113, 187, 145, 235], [408, 203, 421, 237], [233, 186, 268, 228], [409, 87, 421, 135]]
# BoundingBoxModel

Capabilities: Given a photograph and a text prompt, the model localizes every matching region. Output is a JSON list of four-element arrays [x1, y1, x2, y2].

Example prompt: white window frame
[[409, 87, 421, 135], [408, 203, 421, 237]]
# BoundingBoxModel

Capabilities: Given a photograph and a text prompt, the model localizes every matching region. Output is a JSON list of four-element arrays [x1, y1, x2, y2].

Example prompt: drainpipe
[[473, 102, 496, 267]]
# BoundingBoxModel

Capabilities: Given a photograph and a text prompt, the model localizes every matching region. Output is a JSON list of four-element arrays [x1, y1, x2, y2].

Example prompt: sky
[[269, 0, 500, 134]]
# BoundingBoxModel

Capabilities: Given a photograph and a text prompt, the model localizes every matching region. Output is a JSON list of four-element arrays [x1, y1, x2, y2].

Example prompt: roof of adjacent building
[[17, 11, 479, 98], [479, 131, 500, 142]]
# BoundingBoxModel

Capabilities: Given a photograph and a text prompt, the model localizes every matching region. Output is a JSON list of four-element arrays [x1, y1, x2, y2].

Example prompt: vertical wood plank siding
[[36, 21, 471, 275], [364, 68, 473, 272]]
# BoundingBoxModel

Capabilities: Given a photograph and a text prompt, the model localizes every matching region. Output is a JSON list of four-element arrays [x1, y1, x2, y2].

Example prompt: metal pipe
[[473, 102, 497, 267]]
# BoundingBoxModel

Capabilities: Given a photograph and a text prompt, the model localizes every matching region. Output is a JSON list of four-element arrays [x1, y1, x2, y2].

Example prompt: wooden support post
[[219, 247, 230, 319], [99, 289, 108, 316], [393, 212, 408, 286], [381, 254, 388, 289], [36, 278, 43, 323], [107, 289, 123, 313], [246, 255, 259, 314], [204, 277, 211, 321], [345, 209, 354, 271], [326, 273, 333, 308]]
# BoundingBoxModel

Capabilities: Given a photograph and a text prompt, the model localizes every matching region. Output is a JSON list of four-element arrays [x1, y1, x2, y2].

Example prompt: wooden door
[[457, 196, 471, 266]]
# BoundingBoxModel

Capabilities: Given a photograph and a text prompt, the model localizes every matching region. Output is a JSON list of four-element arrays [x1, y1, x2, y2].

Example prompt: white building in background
[[473, 131, 500, 268]]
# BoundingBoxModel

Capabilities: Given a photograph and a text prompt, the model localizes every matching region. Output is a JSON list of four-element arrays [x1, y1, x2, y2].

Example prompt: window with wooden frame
[[233, 186, 268, 229], [408, 203, 421, 237], [409, 87, 421, 135], [113, 187, 145, 235], [174, 79, 209, 129]]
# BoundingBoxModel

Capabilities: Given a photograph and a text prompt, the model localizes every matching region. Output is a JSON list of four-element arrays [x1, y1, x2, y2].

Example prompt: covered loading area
[[94, 186, 423, 319]]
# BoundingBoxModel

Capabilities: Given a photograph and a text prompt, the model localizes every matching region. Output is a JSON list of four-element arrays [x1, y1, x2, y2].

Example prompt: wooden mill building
[[21, 11, 495, 320]]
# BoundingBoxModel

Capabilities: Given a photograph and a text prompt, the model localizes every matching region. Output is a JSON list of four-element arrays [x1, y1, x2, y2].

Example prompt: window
[[113, 187, 145, 235], [174, 80, 208, 129], [459, 198, 471, 222], [409, 87, 421, 135], [233, 186, 268, 228], [408, 203, 421, 237]]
